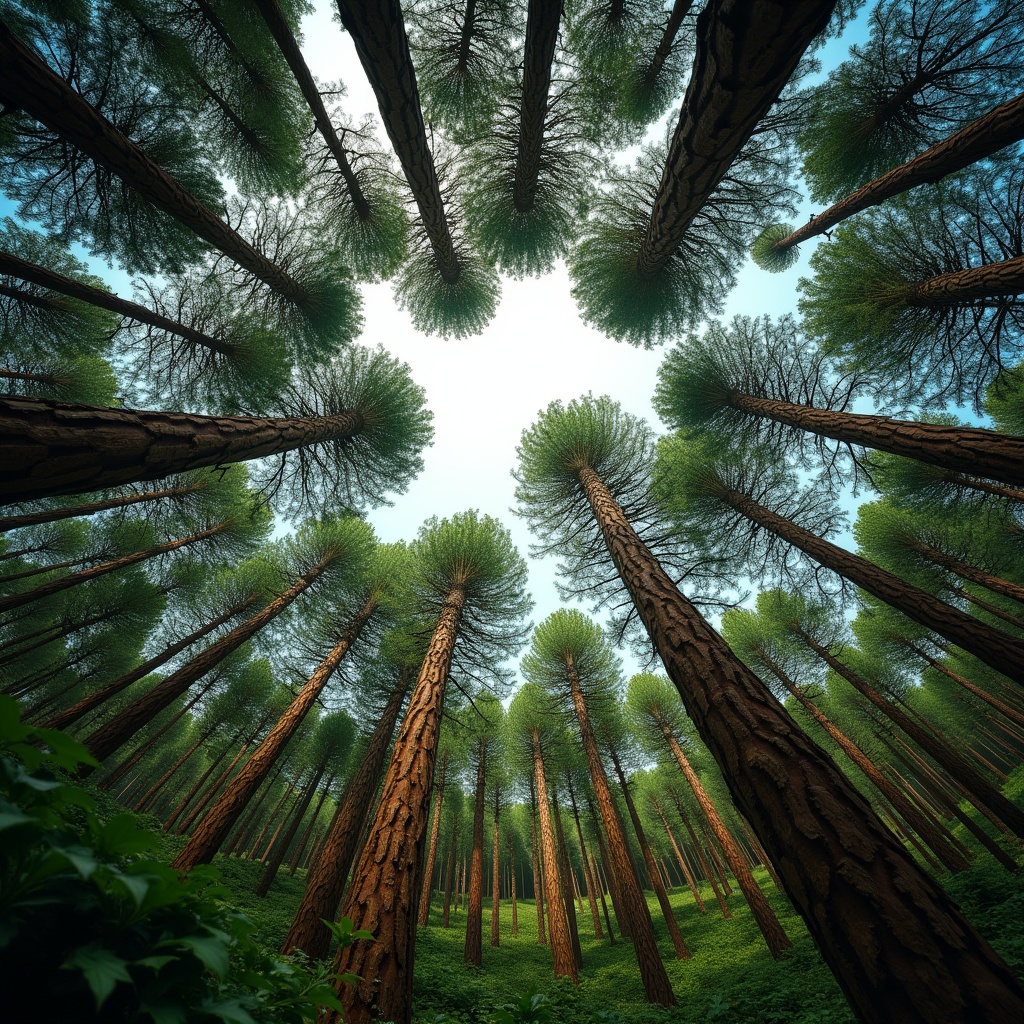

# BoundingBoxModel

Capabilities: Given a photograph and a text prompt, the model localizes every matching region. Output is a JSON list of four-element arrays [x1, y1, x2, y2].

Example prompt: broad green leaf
[[63, 945, 132, 1009]]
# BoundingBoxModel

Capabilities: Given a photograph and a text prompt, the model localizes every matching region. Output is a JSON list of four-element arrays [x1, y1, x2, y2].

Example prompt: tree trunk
[[443, 814, 459, 928], [163, 737, 237, 832], [464, 737, 488, 968], [728, 392, 1024, 489], [329, 588, 465, 1024], [653, 796, 706, 913], [509, 838, 518, 937], [80, 558, 332, 769], [718, 483, 1024, 682], [283, 666, 412, 958], [769, 92, 1024, 255], [177, 738, 252, 835], [609, 746, 690, 959], [173, 594, 377, 871], [635, 0, 837, 278], [334, 0, 460, 283], [289, 772, 334, 875], [575, 462, 1024, 1022], [256, 763, 327, 897], [566, 658, 675, 1005], [903, 254, 1024, 307], [529, 776, 547, 945], [641, 0, 694, 91], [532, 730, 578, 983], [551, 790, 583, 970], [905, 538, 1024, 606], [0, 20, 313, 307], [0, 395, 364, 505], [587, 789, 627, 937], [491, 785, 501, 947], [511, 0, 561, 214], [0, 251, 236, 355], [567, 776, 605, 938], [419, 752, 448, 927], [43, 597, 253, 732]]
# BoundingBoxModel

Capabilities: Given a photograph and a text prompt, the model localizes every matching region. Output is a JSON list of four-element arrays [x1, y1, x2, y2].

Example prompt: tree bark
[[464, 736, 488, 968], [566, 657, 675, 1005], [567, 775, 604, 938], [640, 0, 694, 91], [652, 796, 706, 913], [442, 814, 459, 928], [491, 784, 501, 947], [903, 537, 1024, 606], [419, 752, 448, 927], [576, 462, 1024, 1022], [283, 666, 411, 958], [903, 254, 1024, 307], [256, 763, 327, 897], [728, 392, 1024, 489], [330, 589, 465, 1024], [173, 594, 377, 871], [551, 789, 583, 970], [635, 0, 838, 278], [0, 395, 364, 505]]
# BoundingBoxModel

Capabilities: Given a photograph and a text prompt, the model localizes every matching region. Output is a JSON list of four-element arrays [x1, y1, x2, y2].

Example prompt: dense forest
[[3, 0, 1024, 1022]]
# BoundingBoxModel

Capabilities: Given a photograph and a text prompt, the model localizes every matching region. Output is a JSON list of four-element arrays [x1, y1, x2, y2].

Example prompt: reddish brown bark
[[903, 254, 1024, 307], [551, 790, 583, 970], [419, 752, 448, 927], [464, 737, 488, 968], [566, 776, 604, 938], [529, 776, 547, 944], [256, 763, 328, 897], [283, 667, 411, 958], [442, 814, 459, 929], [653, 796, 706, 914], [0, 395, 364, 505], [173, 595, 377, 872], [491, 784, 501, 947], [330, 589, 465, 1024], [575, 462, 1024, 1022]]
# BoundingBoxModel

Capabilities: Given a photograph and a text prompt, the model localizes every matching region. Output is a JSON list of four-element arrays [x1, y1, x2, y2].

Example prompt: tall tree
[[514, 394, 1024, 1022]]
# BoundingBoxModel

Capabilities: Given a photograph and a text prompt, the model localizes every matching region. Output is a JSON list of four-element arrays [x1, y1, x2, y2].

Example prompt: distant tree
[[514, 394, 1024, 1022], [329, 512, 530, 1024], [797, 0, 1024, 202]]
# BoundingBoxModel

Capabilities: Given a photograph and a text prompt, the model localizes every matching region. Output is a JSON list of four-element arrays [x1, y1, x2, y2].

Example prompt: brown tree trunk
[[769, 92, 1024, 255], [529, 777, 547, 945], [0, 21, 314, 307], [173, 595, 377, 871], [567, 776, 604, 938], [641, 0, 694, 90], [509, 838, 518, 937], [576, 462, 1024, 1022], [80, 559, 332, 769], [653, 797, 706, 913], [635, 0, 837, 277], [256, 762, 327, 897], [587, 790, 626, 938], [176, 738, 252, 835], [903, 254, 1024, 307], [551, 790, 583, 970], [905, 538, 1024, 606], [729, 391, 1024, 489], [566, 659, 674, 1005], [491, 784, 501, 947], [442, 814, 459, 929], [330, 589, 465, 1024], [289, 773, 334, 875], [164, 736, 239, 833], [283, 667, 412, 958], [334, 0, 460, 283], [609, 746, 690, 959], [419, 752, 448, 927], [464, 736, 488, 968], [532, 730, 578, 983], [0, 395, 364, 505]]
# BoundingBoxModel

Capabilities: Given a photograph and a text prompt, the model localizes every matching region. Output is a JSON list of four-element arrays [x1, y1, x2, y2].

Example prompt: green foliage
[[750, 224, 799, 273], [0, 697, 356, 1023]]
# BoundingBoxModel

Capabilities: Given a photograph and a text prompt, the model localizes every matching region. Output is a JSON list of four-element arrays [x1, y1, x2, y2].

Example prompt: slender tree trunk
[[0, 396, 365, 505], [635, 0, 837, 278], [591, 849, 616, 941], [256, 784, 301, 861], [134, 728, 214, 812], [551, 790, 583, 971], [225, 764, 283, 857], [640, 0, 694, 91], [567, 777, 604, 938], [491, 784, 501, 947], [529, 776, 547, 945], [177, 739, 252, 835], [728, 391, 1024, 489], [904, 538, 1024, 606], [719, 483, 1024, 682], [334, 0, 460, 282], [0, 20, 314, 307], [575, 462, 1024, 1022], [43, 597, 253, 732], [289, 772, 334, 875], [509, 839, 518, 937], [164, 738, 236, 832], [283, 667, 412, 958], [566, 658, 674, 1005], [80, 558, 332, 769], [587, 790, 627, 938], [419, 752, 448, 927], [653, 797, 706, 913], [464, 737, 488, 968], [901, 254, 1024, 307], [330, 589, 465, 1024], [609, 746, 690, 959], [532, 730, 578, 983], [173, 595, 377, 871], [512, 0, 561, 214], [768, 92, 1024, 255], [443, 815, 459, 928]]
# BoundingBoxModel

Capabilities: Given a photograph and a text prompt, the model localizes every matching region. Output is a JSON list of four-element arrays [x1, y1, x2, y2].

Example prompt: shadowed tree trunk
[[419, 751, 449, 927], [566, 775, 604, 939], [508, 837, 518, 937], [283, 667, 412, 958], [443, 813, 459, 928], [0, 396, 364, 504], [529, 776, 547, 945], [464, 736, 488, 968], [256, 763, 328, 897], [574, 460, 1024, 1022], [491, 783, 501, 947], [652, 795, 706, 913], [551, 789, 583, 971]]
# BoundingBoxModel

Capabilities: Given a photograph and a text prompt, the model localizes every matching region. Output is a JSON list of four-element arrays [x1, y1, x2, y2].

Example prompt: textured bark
[[657, 717, 791, 958], [609, 746, 690, 959], [256, 764, 327, 897], [80, 559, 331, 768], [587, 790, 627, 937], [43, 596, 254, 731], [653, 797, 706, 913], [0, 520, 228, 614], [173, 595, 377, 871], [529, 778, 547, 944], [904, 538, 1024, 605], [334, 0, 460, 282], [0, 395, 364, 504], [512, 0, 561, 214], [330, 590, 465, 1024], [641, 0, 695, 91], [728, 393, 1024, 488], [464, 737, 488, 967], [491, 785, 501, 946], [0, 22, 312, 306], [442, 814, 459, 928], [509, 838, 518, 937], [283, 667, 411, 958], [796, 627, 1024, 840], [904, 254, 1024, 307], [551, 790, 583, 970], [419, 752, 448, 927], [719, 485, 1024, 682], [0, 251, 235, 354], [771, 92, 1024, 253], [567, 776, 604, 938], [532, 730, 578, 983], [567, 659, 675, 1005], [576, 463, 1024, 1022], [636, 0, 838, 277]]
